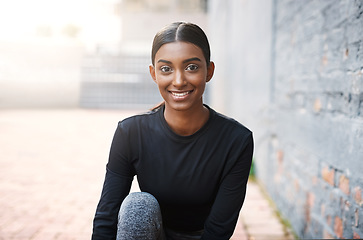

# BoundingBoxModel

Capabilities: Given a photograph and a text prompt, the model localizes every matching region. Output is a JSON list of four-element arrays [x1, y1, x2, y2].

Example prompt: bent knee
[[119, 192, 161, 218], [117, 192, 163, 238]]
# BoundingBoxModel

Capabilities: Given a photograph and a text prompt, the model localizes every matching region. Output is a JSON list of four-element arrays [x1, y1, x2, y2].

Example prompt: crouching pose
[[92, 22, 254, 240]]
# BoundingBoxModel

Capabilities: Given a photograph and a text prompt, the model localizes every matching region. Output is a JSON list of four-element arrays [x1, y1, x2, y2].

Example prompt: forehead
[[154, 41, 205, 63]]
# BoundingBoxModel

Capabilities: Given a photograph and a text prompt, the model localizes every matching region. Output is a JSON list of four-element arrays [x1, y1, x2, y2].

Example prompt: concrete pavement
[[0, 109, 294, 240]]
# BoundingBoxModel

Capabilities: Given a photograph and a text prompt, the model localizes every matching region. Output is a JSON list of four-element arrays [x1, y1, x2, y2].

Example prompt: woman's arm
[[202, 133, 254, 240], [92, 123, 135, 240], [92, 168, 133, 240]]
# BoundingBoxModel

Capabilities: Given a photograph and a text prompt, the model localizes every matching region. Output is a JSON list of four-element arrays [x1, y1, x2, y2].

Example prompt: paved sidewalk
[[235, 181, 295, 240], [0, 109, 294, 240]]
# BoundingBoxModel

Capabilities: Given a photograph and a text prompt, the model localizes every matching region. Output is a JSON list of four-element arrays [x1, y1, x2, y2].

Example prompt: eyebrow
[[157, 59, 172, 64], [183, 57, 202, 63], [157, 57, 202, 64]]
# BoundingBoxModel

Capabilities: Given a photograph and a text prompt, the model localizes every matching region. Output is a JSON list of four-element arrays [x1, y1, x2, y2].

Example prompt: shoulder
[[211, 108, 252, 138], [117, 107, 160, 132]]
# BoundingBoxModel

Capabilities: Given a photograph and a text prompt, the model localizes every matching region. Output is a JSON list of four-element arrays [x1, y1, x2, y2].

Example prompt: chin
[[166, 101, 201, 112]]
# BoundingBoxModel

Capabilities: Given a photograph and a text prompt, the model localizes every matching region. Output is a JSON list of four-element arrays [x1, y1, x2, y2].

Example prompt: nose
[[172, 70, 187, 88]]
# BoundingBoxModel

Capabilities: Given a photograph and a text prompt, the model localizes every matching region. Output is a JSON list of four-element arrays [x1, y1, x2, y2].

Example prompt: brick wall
[[267, 0, 363, 238], [209, 0, 363, 239]]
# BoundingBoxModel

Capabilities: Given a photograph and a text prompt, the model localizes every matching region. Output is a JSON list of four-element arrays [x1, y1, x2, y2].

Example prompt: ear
[[206, 61, 215, 83], [149, 64, 157, 83]]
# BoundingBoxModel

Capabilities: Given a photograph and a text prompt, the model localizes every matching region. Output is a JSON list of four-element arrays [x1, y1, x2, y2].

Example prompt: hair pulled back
[[151, 22, 211, 66]]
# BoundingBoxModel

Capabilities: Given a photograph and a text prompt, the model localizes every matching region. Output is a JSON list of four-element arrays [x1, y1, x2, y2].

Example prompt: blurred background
[[1, 0, 363, 239], [0, 0, 208, 109]]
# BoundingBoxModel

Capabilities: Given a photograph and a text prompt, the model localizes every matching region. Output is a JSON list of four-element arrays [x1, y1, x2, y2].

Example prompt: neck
[[164, 103, 209, 136]]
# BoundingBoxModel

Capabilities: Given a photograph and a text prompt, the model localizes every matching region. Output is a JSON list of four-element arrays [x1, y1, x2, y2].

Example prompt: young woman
[[92, 22, 254, 240]]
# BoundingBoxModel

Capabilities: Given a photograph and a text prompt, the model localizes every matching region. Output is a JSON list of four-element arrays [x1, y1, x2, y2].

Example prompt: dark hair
[[151, 22, 211, 66]]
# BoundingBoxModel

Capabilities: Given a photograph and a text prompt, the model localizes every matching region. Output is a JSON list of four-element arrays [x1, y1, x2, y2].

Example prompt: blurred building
[[119, 0, 207, 53], [0, 0, 208, 109], [0, 0, 121, 108], [80, 0, 208, 109]]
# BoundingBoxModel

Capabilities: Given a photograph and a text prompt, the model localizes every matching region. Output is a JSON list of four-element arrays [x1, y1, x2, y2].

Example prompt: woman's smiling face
[[149, 41, 214, 113]]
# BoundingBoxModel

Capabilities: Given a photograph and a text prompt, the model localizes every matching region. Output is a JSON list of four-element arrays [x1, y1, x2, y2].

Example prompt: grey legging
[[117, 192, 203, 240]]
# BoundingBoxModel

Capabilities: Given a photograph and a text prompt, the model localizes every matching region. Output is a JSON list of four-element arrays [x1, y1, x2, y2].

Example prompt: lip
[[169, 90, 194, 101]]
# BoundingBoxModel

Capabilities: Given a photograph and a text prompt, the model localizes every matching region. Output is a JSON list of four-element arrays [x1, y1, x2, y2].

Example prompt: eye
[[160, 66, 172, 73], [186, 64, 199, 71]]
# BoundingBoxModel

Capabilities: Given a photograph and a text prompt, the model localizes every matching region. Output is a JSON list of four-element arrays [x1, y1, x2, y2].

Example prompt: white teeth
[[172, 91, 189, 97]]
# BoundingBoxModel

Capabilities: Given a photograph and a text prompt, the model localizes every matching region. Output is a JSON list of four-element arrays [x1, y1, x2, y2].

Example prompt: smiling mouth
[[170, 90, 193, 98]]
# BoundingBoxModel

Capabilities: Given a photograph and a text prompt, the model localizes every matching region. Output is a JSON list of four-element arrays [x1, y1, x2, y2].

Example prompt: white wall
[[208, 0, 273, 163]]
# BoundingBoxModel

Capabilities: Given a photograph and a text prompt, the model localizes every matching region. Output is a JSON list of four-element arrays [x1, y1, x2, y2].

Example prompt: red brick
[[339, 175, 350, 195], [323, 230, 333, 239], [322, 167, 334, 186], [334, 216, 343, 238], [276, 150, 284, 163], [277, 150, 284, 172], [354, 231, 361, 239], [314, 98, 322, 112], [307, 192, 315, 208], [353, 186, 362, 205], [305, 192, 315, 225], [321, 55, 328, 66]]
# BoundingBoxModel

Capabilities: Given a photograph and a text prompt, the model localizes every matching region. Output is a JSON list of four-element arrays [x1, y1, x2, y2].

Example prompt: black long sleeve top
[[92, 105, 253, 240]]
